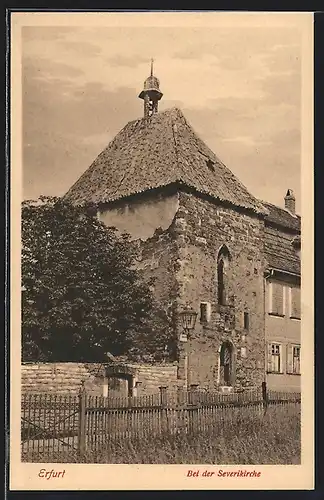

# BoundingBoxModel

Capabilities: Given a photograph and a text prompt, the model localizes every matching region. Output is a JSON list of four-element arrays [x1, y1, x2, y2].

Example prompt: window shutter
[[291, 287, 301, 319], [271, 283, 284, 315], [267, 343, 272, 372], [286, 343, 293, 374], [279, 344, 284, 373]]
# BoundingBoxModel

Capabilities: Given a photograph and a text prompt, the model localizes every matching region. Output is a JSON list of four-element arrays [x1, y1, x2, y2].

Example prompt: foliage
[[22, 196, 174, 362]]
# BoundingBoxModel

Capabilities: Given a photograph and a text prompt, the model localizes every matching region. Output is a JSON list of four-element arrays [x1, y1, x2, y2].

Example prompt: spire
[[139, 59, 163, 118]]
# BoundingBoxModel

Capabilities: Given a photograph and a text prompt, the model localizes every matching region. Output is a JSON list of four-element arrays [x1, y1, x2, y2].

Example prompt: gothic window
[[217, 245, 231, 305]]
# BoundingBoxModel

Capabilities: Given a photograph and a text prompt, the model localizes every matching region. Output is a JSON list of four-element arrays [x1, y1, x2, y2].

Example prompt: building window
[[269, 282, 284, 316], [243, 312, 249, 331], [217, 259, 225, 305], [290, 287, 301, 319], [287, 344, 301, 374], [267, 342, 283, 373], [200, 302, 211, 323], [217, 245, 230, 306], [219, 341, 234, 386], [293, 346, 301, 374]]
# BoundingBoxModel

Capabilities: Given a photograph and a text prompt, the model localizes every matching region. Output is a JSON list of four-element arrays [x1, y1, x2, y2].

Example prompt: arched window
[[219, 341, 235, 386], [217, 245, 231, 305]]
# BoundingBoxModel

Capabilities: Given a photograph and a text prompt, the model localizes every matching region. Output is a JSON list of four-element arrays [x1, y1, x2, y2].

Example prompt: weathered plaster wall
[[265, 279, 301, 391], [98, 192, 179, 241]]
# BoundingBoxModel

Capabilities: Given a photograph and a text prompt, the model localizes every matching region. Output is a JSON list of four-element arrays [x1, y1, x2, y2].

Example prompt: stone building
[[62, 65, 301, 394]]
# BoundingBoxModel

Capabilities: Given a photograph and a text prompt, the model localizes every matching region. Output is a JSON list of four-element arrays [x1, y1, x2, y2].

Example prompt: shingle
[[261, 200, 301, 232], [64, 108, 267, 215], [264, 226, 300, 275]]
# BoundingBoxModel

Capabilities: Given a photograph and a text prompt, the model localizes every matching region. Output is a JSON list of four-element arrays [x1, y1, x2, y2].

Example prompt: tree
[[22, 196, 174, 362]]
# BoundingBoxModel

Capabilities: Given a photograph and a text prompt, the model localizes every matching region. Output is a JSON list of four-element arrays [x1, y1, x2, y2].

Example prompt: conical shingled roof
[[64, 107, 267, 215]]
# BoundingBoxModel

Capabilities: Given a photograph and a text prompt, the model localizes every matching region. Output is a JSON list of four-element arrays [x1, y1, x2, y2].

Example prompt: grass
[[22, 404, 301, 465]]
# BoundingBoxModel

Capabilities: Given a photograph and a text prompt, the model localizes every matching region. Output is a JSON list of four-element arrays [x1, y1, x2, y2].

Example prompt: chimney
[[284, 189, 296, 214]]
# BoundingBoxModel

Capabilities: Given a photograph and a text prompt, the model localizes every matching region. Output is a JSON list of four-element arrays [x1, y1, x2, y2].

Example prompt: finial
[[138, 59, 163, 118]]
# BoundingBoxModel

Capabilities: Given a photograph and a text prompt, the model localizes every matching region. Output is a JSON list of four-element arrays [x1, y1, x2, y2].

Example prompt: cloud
[[22, 26, 77, 42], [222, 136, 272, 147], [22, 53, 87, 89], [58, 40, 103, 57], [21, 23, 302, 212], [106, 54, 149, 68], [23, 56, 143, 199]]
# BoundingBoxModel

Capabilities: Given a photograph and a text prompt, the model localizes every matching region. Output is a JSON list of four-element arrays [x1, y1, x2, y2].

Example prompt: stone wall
[[173, 191, 266, 390], [21, 362, 178, 396], [87, 188, 268, 391], [21, 363, 106, 394], [134, 363, 178, 395]]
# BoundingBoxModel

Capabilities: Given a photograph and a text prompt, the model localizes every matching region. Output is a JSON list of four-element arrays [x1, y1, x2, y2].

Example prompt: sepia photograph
[[10, 11, 314, 491]]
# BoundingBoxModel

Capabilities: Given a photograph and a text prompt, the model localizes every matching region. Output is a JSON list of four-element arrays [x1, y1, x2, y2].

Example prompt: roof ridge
[[261, 199, 300, 219], [65, 107, 270, 214]]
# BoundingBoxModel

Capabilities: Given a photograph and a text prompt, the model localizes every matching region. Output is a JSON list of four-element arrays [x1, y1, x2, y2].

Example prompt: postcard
[[9, 10, 314, 491]]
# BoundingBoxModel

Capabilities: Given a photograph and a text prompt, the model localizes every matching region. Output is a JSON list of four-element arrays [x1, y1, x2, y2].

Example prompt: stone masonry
[[21, 362, 178, 396], [173, 191, 266, 389]]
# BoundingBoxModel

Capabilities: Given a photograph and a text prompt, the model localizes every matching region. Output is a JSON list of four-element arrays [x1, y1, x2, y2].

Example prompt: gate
[[21, 393, 80, 462]]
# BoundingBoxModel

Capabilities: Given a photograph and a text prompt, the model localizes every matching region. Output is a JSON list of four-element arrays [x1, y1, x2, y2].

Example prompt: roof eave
[[264, 267, 301, 279]]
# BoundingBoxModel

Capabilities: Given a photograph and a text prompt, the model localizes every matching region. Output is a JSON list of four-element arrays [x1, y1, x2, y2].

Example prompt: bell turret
[[139, 59, 163, 118]]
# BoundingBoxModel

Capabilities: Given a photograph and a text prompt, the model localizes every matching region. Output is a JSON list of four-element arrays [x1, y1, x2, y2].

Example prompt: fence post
[[177, 386, 185, 406], [78, 385, 86, 457], [188, 384, 199, 435], [189, 384, 199, 405], [261, 381, 268, 414], [159, 386, 168, 407]]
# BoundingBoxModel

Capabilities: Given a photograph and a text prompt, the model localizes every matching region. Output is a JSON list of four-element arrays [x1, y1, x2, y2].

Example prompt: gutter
[[263, 269, 274, 385], [267, 267, 301, 278]]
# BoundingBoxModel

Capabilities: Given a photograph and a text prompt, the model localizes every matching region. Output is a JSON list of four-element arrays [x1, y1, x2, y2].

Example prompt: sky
[[22, 20, 302, 212]]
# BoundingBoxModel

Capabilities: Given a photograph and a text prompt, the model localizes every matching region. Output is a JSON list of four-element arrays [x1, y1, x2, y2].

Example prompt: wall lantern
[[179, 306, 198, 342]]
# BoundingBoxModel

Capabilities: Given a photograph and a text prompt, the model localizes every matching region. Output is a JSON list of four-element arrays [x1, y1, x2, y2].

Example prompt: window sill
[[266, 371, 284, 375], [268, 312, 285, 318], [286, 372, 301, 376], [290, 316, 301, 321]]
